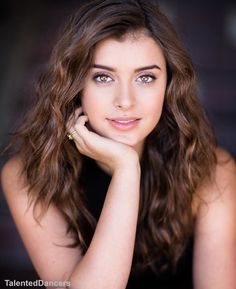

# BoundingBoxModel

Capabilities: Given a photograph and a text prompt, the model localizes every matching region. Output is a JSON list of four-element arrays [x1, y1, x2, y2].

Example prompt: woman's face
[[82, 33, 167, 155]]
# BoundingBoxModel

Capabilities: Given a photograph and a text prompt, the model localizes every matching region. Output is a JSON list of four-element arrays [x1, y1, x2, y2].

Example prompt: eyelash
[[92, 73, 157, 84], [93, 73, 113, 83], [136, 74, 156, 84]]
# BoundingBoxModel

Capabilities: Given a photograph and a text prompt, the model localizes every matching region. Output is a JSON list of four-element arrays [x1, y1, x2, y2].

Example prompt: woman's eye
[[93, 74, 113, 83], [136, 75, 156, 84]]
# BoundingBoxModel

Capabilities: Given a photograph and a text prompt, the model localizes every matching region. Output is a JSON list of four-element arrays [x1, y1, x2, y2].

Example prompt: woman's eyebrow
[[135, 65, 161, 72], [92, 64, 115, 71], [91, 64, 161, 72]]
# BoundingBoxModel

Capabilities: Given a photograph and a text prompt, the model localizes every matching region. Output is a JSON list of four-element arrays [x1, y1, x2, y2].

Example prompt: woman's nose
[[113, 82, 135, 110]]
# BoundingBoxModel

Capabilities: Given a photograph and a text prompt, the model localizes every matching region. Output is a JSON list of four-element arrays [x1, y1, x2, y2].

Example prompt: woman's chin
[[93, 128, 145, 153], [109, 135, 138, 146], [108, 135, 144, 154]]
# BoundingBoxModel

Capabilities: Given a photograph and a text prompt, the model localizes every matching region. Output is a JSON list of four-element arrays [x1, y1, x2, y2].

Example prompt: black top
[[80, 157, 193, 289]]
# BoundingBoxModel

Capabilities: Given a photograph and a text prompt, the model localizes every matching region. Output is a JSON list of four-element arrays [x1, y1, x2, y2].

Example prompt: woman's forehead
[[92, 34, 166, 69]]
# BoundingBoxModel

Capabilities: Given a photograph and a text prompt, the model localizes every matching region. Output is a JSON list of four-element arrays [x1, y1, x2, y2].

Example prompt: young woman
[[1, 0, 236, 288]]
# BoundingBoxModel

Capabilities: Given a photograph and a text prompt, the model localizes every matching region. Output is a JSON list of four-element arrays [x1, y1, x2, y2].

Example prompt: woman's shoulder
[[1, 154, 27, 200], [194, 147, 236, 218], [209, 147, 236, 197], [193, 148, 236, 286], [1, 155, 82, 280], [215, 147, 236, 168]]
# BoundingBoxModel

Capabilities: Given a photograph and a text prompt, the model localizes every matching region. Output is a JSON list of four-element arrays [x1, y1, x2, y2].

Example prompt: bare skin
[[2, 124, 236, 289], [193, 148, 236, 289], [67, 108, 141, 288], [1, 35, 236, 289], [2, 117, 140, 289]]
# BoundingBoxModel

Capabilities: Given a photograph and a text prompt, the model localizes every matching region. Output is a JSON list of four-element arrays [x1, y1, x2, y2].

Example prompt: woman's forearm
[[69, 160, 140, 289]]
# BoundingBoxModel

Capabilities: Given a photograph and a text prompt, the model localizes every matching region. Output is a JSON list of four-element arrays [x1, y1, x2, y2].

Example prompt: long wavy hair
[[12, 0, 216, 273]]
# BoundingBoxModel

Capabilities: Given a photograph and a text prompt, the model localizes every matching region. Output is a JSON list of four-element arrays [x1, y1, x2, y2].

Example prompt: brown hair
[[12, 0, 216, 273]]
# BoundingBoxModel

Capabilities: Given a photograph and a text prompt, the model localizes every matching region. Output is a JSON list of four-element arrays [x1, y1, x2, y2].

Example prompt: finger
[[67, 114, 89, 142], [68, 127, 94, 157], [77, 115, 89, 126], [67, 107, 83, 129], [66, 129, 77, 141], [68, 127, 87, 149], [74, 115, 90, 139], [74, 107, 83, 119]]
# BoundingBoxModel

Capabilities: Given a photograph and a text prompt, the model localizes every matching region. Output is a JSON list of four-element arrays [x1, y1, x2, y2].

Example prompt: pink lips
[[107, 117, 140, 130]]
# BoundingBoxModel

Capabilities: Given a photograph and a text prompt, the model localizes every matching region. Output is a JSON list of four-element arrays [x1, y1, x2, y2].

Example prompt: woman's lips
[[107, 118, 140, 130]]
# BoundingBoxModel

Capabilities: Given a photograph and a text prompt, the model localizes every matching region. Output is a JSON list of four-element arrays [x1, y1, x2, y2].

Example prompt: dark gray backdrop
[[0, 0, 235, 285]]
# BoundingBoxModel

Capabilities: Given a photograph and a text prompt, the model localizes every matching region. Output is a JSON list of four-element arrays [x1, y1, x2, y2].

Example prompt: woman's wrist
[[113, 155, 141, 176]]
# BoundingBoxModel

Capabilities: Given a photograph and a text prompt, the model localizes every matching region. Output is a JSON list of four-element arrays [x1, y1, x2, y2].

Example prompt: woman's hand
[[67, 108, 139, 173]]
